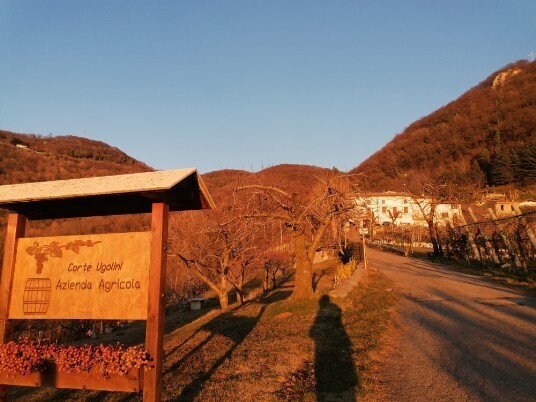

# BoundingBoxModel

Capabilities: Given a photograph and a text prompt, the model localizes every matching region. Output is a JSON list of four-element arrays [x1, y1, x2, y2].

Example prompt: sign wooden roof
[[0, 168, 215, 219]]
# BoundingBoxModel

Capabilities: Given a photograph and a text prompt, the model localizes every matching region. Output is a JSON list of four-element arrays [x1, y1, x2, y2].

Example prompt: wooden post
[[0, 213, 27, 402], [362, 233, 367, 270], [488, 208, 522, 268], [512, 205, 536, 250], [143, 203, 168, 402], [468, 207, 499, 264], [459, 211, 481, 262]]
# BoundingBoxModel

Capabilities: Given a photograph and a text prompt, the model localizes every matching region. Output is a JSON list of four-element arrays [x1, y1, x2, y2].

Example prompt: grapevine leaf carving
[[65, 240, 87, 254], [25, 240, 102, 274], [25, 242, 40, 256], [49, 242, 62, 258]]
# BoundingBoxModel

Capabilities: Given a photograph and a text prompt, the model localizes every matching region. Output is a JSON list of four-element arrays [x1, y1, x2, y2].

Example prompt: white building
[[354, 192, 461, 227]]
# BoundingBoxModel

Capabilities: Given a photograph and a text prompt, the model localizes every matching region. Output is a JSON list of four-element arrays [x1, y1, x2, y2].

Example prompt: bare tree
[[387, 208, 403, 226], [404, 173, 462, 256], [169, 209, 257, 310], [236, 171, 357, 299], [259, 250, 292, 292]]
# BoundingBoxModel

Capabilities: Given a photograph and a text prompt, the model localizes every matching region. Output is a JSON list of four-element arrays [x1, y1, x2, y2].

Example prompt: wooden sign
[[8, 232, 151, 320], [0, 169, 214, 401]]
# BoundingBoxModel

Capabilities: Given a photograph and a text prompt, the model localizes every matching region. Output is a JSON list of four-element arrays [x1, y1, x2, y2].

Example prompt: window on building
[[441, 212, 448, 218], [382, 206, 387, 214], [393, 207, 398, 215], [500, 205, 504, 211], [404, 206, 408, 214]]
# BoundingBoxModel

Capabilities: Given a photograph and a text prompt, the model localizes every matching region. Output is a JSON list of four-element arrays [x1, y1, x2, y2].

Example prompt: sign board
[[0, 169, 214, 400], [8, 232, 151, 320]]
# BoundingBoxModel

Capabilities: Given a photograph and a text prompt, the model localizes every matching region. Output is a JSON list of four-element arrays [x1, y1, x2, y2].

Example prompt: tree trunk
[[263, 266, 270, 292], [293, 230, 314, 299], [434, 225, 444, 256], [237, 265, 245, 305], [219, 273, 230, 310], [271, 270, 278, 289], [428, 221, 441, 256], [218, 290, 229, 311]]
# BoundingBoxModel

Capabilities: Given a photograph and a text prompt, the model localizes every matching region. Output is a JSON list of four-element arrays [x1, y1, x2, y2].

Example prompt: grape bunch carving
[[25, 240, 101, 274]]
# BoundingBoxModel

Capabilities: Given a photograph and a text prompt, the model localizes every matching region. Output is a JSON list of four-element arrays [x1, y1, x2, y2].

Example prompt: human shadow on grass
[[310, 295, 358, 401], [167, 289, 291, 401]]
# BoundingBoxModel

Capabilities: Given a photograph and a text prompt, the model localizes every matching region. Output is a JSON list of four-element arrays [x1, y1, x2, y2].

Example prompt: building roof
[[356, 192, 410, 198], [0, 168, 215, 219]]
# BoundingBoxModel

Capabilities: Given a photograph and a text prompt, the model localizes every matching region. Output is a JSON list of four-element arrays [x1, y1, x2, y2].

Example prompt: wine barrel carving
[[23, 278, 51, 315]]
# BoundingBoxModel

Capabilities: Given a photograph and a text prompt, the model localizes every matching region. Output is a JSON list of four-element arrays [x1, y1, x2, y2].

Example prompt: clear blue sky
[[1, 1, 535, 173]]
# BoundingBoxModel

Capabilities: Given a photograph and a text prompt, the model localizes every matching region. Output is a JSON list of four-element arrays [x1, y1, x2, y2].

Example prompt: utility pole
[[362, 218, 367, 270]]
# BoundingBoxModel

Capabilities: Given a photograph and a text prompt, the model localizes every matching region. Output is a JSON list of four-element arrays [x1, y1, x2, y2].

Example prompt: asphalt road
[[368, 248, 536, 402]]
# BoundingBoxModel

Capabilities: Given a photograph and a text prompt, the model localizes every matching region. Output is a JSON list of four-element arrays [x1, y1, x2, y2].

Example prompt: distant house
[[354, 192, 461, 227], [490, 201, 519, 217], [15, 143, 28, 149]]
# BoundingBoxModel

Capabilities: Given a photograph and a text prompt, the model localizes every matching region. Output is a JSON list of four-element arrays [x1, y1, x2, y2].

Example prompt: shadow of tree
[[165, 288, 292, 401], [310, 295, 358, 401], [403, 286, 536, 400], [371, 248, 536, 401], [8, 289, 294, 401], [312, 269, 326, 292], [177, 313, 262, 401]]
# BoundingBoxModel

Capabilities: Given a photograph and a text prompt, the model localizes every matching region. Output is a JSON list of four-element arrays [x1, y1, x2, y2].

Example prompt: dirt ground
[[367, 248, 536, 402]]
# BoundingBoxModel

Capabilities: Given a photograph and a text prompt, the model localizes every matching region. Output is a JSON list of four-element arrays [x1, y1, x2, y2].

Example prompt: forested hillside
[[0, 130, 152, 185], [202, 164, 332, 204], [0, 130, 331, 202], [0, 130, 331, 246], [351, 60, 536, 192]]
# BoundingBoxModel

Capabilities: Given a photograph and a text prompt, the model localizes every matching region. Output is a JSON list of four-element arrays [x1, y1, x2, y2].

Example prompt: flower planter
[[0, 360, 143, 392]]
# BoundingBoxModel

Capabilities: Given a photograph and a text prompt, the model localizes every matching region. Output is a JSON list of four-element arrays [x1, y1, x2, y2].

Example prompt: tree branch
[[240, 213, 293, 222], [235, 185, 292, 200], [177, 254, 220, 294], [308, 213, 334, 262]]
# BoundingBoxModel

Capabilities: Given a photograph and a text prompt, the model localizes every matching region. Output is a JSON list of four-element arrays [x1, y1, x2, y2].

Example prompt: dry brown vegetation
[[0, 130, 339, 305]]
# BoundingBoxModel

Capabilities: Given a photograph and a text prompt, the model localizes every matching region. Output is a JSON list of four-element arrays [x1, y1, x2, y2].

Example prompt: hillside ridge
[[350, 60, 536, 192], [0, 130, 152, 185], [0, 130, 332, 205]]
